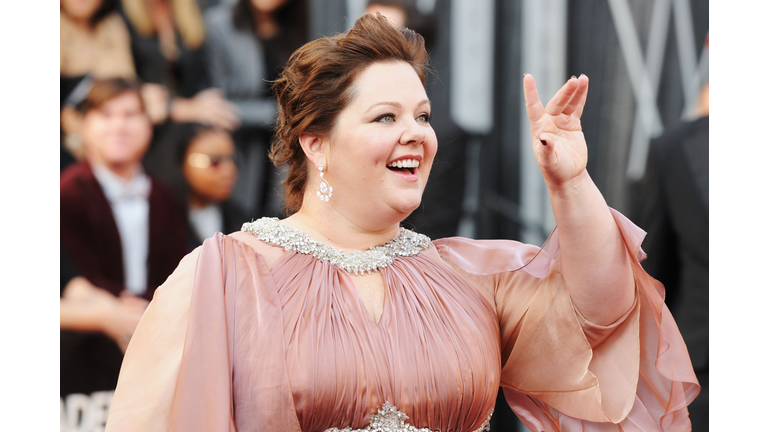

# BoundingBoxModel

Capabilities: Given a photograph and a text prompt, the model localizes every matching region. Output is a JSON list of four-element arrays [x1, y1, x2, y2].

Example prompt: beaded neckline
[[241, 218, 432, 275]]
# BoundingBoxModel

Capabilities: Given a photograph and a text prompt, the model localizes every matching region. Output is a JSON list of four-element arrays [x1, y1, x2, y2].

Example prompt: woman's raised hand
[[523, 74, 590, 193]]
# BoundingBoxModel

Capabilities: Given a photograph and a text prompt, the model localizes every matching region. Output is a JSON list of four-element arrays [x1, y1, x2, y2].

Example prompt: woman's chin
[[390, 196, 423, 218]]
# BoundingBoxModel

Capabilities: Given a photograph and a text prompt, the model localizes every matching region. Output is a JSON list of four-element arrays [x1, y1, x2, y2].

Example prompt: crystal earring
[[316, 164, 333, 202]]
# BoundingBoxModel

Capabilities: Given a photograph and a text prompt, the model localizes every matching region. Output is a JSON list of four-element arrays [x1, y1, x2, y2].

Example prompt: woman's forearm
[[549, 170, 635, 326]]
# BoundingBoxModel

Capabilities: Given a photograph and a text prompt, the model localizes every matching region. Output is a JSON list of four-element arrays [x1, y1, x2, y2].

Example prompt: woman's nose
[[399, 118, 427, 146]]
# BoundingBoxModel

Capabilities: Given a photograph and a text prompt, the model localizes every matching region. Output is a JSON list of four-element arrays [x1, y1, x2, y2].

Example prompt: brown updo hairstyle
[[269, 13, 429, 214]]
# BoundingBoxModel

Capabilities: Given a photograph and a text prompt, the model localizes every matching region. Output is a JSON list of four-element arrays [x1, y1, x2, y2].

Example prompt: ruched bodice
[[271, 250, 499, 431]]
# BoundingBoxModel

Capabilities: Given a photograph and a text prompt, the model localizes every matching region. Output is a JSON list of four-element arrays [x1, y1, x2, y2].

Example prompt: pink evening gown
[[105, 209, 699, 432]]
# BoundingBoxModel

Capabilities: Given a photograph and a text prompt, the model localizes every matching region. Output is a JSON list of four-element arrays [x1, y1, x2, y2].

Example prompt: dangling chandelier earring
[[316, 164, 333, 202]]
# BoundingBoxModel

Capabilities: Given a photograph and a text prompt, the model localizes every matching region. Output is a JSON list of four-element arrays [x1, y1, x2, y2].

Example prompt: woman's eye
[[376, 114, 396, 123], [418, 113, 431, 123]]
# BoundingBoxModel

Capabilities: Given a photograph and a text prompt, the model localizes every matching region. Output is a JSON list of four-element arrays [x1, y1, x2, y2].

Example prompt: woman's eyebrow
[[365, 99, 431, 113]]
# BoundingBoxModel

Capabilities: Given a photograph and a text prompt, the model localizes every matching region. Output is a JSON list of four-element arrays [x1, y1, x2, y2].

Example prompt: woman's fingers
[[525, 74, 589, 137], [523, 74, 546, 122], [563, 75, 589, 117], [544, 77, 579, 116]]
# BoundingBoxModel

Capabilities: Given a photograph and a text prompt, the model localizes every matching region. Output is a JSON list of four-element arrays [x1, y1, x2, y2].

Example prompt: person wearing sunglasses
[[175, 123, 247, 250]]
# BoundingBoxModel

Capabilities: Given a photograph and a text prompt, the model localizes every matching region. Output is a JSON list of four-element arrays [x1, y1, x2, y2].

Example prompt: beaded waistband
[[322, 402, 492, 432]]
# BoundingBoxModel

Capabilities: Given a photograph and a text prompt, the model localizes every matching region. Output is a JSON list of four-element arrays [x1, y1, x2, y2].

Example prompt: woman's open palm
[[523, 74, 590, 191]]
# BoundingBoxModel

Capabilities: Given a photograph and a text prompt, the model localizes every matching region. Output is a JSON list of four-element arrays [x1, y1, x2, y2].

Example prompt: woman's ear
[[298, 133, 326, 169]]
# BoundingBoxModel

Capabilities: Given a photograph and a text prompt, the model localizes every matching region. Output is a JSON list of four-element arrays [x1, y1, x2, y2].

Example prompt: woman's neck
[[284, 204, 402, 252]]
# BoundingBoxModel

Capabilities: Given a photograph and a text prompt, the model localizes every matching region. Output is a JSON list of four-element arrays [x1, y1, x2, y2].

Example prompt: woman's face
[[183, 130, 238, 205], [321, 61, 437, 223], [81, 91, 152, 172], [60, 0, 102, 22]]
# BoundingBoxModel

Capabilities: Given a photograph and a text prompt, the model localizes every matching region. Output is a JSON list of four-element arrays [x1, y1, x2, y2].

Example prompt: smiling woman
[[294, 61, 437, 231], [105, 14, 699, 432], [269, 16, 429, 219]]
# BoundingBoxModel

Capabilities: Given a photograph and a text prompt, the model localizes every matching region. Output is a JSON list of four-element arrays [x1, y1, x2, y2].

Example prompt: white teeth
[[387, 159, 420, 168]]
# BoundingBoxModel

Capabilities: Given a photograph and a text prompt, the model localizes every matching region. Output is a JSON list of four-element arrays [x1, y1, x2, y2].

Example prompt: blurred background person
[[146, 123, 246, 251], [181, 126, 245, 249], [630, 36, 709, 432], [119, 0, 240, 130], [61, 0, 174, 125], [61, 77, 187, 307], [203, 0, 309, 219], [60, 78, 188, 430], [60, 0, 135, 80]]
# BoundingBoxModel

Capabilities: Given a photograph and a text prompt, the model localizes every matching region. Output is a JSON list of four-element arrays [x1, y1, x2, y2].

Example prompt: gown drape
[[105, 209, 699, 432]]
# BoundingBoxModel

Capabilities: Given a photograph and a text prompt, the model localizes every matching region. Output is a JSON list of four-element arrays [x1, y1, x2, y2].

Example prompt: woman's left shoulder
[[432, 236, 543, 277]]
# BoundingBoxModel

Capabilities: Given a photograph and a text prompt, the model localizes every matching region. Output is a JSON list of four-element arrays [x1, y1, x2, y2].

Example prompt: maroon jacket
[[60, 161, 188, 300]]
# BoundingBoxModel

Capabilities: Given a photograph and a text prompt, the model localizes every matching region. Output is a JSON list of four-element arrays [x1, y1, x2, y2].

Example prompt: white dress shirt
[[189, 204, 224, 242], [92, 164, 151, 296]]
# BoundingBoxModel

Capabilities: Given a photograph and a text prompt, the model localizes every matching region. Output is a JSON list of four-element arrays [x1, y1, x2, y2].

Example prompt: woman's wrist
[[546, 169, 592, 201]]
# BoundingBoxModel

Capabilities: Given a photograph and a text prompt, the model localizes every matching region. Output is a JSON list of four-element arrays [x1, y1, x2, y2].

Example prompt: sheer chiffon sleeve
[[105, 233, 302, 431], [435, 208, 699, 432], [104, 246, 200, 431]]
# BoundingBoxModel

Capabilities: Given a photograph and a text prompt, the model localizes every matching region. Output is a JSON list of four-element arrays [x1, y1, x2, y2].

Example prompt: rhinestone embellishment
[[317, 164, 333, 202], [241, 218, 431, 275], [322, 402, 493, 432]]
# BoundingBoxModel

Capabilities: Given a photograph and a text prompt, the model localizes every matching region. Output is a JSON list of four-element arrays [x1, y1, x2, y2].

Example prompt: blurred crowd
[[59, 0, 307, 429], [59, 0, 708, 430]]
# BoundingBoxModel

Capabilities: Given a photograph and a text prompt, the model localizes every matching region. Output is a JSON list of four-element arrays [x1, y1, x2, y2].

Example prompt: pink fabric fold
[[106, 209, 698, 432], [172, 234, 303, 431], [435, 209, 700, 431]]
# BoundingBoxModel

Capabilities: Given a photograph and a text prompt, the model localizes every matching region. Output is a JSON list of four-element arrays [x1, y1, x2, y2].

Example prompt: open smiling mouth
[[386, 159, 420, 175]]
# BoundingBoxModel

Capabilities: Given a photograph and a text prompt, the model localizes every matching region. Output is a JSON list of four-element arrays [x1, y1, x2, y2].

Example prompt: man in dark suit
[[60, 78, 187, 301], [60, 78, 187, 431], [631, 80, 709, 431], [60, 161, 187, 300]]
